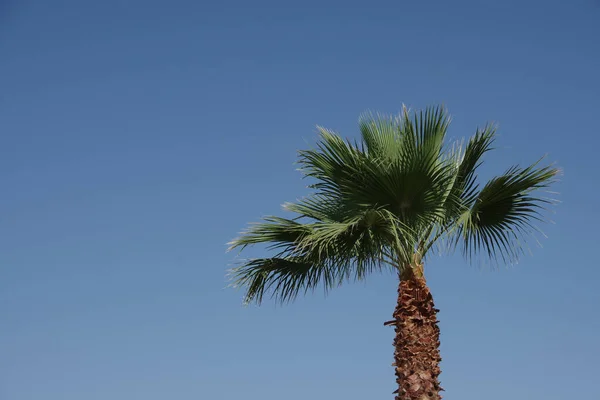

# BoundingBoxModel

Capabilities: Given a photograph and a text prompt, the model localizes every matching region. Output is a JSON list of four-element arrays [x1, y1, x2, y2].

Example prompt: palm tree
[[228, 106, 559, 400]]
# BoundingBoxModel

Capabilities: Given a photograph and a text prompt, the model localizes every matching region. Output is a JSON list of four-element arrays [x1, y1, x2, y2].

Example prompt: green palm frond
[[283, 194, 358, 223], [420, 125, 497, 253], [358, 105, 450, 163], [298, 127, 364, 190], [358, 112, 403, 160], [229, 256, 327, 305], [299, 108, 456, 229], [228, 216, 312, 252], [401, 105, 450, 160], [452, 125, 496, 206], [229, 208, 413, 304], [456, 159, 560, 264], [295, 208, 416, 265]]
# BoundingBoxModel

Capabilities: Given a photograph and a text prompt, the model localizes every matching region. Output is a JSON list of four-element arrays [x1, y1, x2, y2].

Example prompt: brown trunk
[[388, 266, 442, 400]]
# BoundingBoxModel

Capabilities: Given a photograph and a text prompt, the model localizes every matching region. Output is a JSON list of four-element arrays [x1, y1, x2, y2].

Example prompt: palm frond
[[299, 114, 456, 231], [297, 126, 365, 197], [452, 125, 496, 206], [400, 105, 451, 160], [456, 159, 560, 264], [421, 125, 497, 251], [358, 112, 402, 160], [282, 194, 356, 223], [228, 216, 312, 253], [229, 208, 417, 304], [229, 256, 327, 305]]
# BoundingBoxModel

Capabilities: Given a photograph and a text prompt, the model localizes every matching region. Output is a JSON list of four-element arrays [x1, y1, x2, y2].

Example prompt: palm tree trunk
[[387, 266, 442, 400]]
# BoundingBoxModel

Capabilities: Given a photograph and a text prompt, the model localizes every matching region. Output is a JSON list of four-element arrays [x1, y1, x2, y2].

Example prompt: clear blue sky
[[1, 0, 598, 399]]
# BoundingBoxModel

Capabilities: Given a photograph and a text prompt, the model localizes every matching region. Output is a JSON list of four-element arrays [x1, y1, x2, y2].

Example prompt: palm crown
[[229, 106, 559, 304]]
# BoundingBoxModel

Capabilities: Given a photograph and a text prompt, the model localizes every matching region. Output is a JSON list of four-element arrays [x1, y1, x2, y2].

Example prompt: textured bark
[[389, 267, 442, 400]]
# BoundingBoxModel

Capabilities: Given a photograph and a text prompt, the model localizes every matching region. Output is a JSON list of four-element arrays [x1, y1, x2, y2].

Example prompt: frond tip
[[229, 256, 316, 305]]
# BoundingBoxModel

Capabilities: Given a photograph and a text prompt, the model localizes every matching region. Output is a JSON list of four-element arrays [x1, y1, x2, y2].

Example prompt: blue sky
[[1, 0, 599, 399]]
